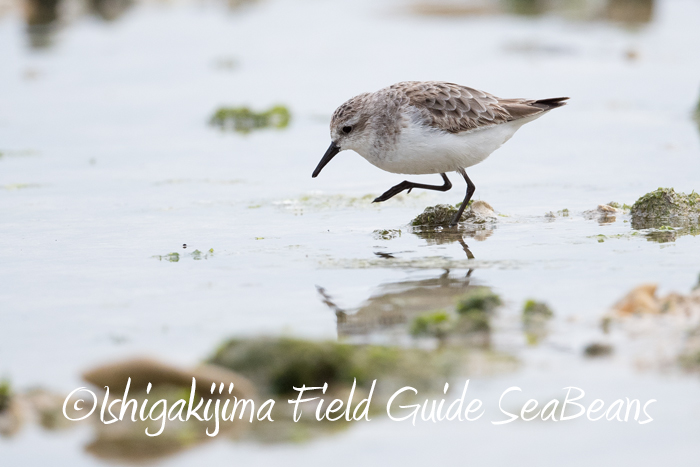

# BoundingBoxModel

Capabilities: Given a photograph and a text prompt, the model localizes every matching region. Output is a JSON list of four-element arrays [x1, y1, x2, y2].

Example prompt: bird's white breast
[[361, 112, 543, 175]]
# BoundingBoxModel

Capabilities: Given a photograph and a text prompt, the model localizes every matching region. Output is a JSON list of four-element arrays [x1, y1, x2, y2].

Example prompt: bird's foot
[[372, 181, 411, 203], [449, 212, 462, 227]]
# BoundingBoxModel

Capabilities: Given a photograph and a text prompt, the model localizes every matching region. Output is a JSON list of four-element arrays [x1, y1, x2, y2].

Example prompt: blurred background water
[[1, 0, 700, 465]]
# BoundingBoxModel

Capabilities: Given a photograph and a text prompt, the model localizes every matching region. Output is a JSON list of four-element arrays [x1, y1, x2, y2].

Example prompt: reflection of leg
[[457, 237, 475, 279], [315, 285, 347, 324], [373, 251, 395, 259], [457, 237, 474, 259], [373, 173, 452, 203], [450, 168, 476, 226]]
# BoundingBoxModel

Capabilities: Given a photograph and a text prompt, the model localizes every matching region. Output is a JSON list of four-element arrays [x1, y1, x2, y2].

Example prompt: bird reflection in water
[[317, 269, 480, 339]]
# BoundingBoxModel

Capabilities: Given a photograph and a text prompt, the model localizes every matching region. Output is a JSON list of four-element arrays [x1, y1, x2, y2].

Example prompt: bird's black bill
[[312, 142, 340, 178]]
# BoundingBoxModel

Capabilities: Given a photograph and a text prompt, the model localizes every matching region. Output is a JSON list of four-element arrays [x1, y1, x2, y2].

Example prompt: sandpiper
[[312, 81, 568, 226]]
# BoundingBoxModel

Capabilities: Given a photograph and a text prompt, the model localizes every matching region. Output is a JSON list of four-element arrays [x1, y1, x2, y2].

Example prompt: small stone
[[584, 343, 613, 357], [598, 204, 617, 213], [612, 283, 660, 314]]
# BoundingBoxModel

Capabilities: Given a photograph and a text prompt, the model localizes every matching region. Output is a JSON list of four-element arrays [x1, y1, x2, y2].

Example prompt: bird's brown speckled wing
[[392, 81, 566, 133]]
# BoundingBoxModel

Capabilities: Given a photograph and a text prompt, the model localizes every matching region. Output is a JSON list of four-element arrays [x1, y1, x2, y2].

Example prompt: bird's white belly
[[365, 115, 541, 175]]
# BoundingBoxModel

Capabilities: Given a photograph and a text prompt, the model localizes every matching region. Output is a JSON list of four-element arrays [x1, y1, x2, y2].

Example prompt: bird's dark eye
[[342, 126, 352, 134]]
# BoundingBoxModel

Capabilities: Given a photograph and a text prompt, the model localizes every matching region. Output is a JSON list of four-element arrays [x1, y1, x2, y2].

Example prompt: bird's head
[[312, 93, 372, 178]]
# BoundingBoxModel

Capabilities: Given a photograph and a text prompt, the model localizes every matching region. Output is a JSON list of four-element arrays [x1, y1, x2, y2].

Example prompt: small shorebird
[[312, 81, 568, 226]]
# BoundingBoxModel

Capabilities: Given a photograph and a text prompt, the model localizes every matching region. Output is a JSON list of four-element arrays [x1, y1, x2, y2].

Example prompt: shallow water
[[1, 0, 700, 464]]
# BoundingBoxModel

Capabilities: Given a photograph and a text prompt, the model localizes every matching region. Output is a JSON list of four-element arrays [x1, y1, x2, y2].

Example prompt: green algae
[[209, 337, 454, 397], [523, 300, 553, 320], [0, 379, 11, 413], [412, 201, 496, 227], [373, 229, 401, 240], [607, 201, 632, 211], [154, 252, 180, 262], [630, 188, 700, 228], [455, 288, 502, 332], [457, 288, 502, 315], [410, 310, 451, 339], [205, 335, 502, 444], [627, 188, 700, 242], [412, 204, 465, 226], [153, 249, 214, 262], [546, 208, 570, 219], [209, 105, 291, 133], [522, 300, 554, 345]]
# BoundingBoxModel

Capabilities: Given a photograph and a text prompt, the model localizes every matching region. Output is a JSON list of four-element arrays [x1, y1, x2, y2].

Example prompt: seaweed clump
[[411, 200, 496, 227], [373, 229, 401, 240], [523, 300, 553, 321], [210, 105, 291, 133], [455, 288, 502, 332], [630, 188, 700, 228], [410, 310, 451, 339], [209, 337, 450, 397], [411, 204, 465, 226], [407, 288, 503, 347]]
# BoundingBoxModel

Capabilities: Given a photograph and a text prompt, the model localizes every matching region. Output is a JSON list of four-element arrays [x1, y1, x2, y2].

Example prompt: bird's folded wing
[[398, 81, 554, 134]]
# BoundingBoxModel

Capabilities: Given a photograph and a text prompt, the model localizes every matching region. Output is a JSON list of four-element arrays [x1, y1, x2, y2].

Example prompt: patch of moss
[[410, 310, 451, 339], [0, 379, 11, 413], [210, 105, 291, 133], [373, 229, 401, 240]]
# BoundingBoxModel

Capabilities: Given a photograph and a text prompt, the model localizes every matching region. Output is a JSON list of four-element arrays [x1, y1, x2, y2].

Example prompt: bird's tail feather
[[533, 97, 569, 110]]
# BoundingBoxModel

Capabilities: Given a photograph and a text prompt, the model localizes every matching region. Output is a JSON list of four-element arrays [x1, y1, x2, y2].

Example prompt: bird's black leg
[[373, 173, 452, 203], [450, 169, 476, 226]]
